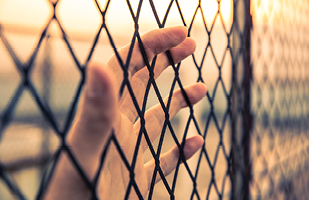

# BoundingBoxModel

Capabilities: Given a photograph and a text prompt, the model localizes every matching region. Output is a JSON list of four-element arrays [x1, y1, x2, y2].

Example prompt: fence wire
[[2, 0, 308, 200], [0, 0, 235, 199]]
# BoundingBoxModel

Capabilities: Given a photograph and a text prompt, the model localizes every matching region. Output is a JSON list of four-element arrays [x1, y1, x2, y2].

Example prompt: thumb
[[67, 63, 118, 177]]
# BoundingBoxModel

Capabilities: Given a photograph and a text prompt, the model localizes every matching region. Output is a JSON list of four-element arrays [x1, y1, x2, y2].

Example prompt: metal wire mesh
[[250, 0, 309, 199], [4, 0, 308, 199], [0, 0, 236, 199]]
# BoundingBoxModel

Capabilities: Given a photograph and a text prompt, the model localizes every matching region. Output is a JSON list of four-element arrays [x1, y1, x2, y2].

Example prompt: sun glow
[[0, 0, 233, 36], [0, 0, 234, 70]]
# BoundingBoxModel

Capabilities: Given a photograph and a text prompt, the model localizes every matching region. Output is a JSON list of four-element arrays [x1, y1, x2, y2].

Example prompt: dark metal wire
[[5, 0, 305, 199]]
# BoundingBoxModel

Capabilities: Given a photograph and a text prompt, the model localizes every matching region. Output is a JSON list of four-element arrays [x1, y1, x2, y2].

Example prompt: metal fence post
[[231, 0, 252, 199]]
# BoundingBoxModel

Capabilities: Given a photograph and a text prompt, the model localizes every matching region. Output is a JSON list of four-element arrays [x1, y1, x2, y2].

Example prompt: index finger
[[106, 26, 189, 96]]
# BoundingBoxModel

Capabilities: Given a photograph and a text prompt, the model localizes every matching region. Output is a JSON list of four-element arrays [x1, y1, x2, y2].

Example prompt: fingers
[[134, 83, 207, 152], [106, 26, 189, 100], [120, 37, 196, 122], [67, 63, 118, 178], [144, 135, 204, 186]]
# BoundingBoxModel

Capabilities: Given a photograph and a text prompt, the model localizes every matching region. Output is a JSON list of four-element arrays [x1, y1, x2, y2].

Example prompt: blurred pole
[[231, 0, 252, 199]]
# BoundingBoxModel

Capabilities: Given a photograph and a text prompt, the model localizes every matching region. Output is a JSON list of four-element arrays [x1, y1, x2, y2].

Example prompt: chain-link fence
[[0, 0, 308, 199], [250, 0, 309, 199], [0, 0, 235, 199]]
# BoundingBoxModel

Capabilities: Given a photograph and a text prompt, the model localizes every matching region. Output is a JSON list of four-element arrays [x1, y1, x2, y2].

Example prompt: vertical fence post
[[231, 0, 252, 199]]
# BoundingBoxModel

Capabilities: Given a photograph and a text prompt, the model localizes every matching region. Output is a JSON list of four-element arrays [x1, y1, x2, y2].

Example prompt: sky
[[0, 0, 233, 36]]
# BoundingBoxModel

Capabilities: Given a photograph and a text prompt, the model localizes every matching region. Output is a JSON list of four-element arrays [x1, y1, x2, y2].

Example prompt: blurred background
[[0, 0, 308, 199], [250, 0, 309, 199]]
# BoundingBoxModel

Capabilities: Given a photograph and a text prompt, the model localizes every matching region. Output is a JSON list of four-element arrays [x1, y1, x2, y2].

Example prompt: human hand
[[44, 26, 207, 199]]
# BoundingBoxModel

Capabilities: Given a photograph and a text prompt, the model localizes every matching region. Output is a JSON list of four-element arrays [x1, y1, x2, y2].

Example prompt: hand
[[44, 26, 207, 199]]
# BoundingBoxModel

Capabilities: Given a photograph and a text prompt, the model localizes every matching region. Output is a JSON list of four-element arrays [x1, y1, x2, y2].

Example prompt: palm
[[100, 114, 148, 199]]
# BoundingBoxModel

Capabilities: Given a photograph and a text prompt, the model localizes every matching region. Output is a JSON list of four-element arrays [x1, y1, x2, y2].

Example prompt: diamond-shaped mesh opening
[[56, 0, 103, 63], [0, 90, 60, 165], [30, 21, 82, 131], [0, 89, 60, 200], [0, 0, 52, 63]]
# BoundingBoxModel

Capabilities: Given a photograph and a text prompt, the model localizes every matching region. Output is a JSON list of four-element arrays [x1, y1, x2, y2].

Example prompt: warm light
[[0, 0, 233, 36], [251, 0, 281, 25], [220, 0, 233, 28], [0, 0, 51, 28]]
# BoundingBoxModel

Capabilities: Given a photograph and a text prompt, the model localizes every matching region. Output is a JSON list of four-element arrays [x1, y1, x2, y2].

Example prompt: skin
[[44, 26, 207, 200]]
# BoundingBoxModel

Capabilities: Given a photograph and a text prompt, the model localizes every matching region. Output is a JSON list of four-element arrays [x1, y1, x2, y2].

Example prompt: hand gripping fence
[[1, 0, 309, 200]]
